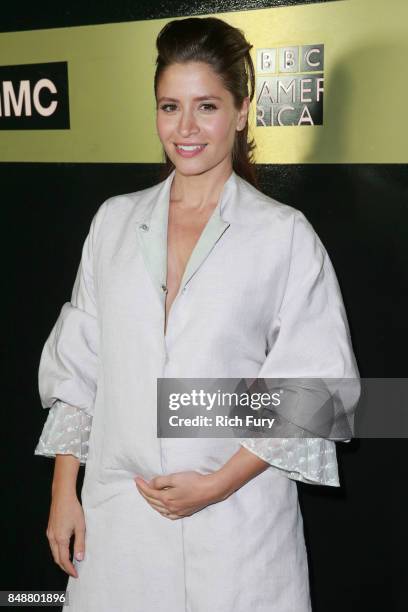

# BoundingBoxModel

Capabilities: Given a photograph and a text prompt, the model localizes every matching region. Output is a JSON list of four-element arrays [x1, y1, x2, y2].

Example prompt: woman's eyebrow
[[157, 95, 223, 103]]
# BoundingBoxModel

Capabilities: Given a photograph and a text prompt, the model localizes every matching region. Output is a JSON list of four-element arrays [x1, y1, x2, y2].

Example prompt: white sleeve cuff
[[240, 437, 340, 487], [34, 400, 93, 465]]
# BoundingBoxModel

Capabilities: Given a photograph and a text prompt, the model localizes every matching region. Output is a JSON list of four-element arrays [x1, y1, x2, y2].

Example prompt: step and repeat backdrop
[[2, 1, 407, 611], [0, 0, 406, 163]]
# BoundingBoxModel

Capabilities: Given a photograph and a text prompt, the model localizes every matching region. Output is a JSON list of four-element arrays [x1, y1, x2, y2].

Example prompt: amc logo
[[0, 61, 69, 129]]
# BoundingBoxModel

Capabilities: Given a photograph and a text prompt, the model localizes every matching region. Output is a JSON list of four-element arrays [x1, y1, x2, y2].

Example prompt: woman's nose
[[178, 110, 199, 137]]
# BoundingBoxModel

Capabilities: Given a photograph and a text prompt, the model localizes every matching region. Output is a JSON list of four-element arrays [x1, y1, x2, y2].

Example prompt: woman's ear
[[236, 97, 250, 131]]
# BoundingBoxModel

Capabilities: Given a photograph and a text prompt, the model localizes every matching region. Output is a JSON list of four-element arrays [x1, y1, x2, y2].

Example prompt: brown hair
[[154, 17, 258, 188]]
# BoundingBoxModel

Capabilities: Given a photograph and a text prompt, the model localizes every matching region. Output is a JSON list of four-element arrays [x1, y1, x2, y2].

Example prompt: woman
[[35, 17, 359, 612]]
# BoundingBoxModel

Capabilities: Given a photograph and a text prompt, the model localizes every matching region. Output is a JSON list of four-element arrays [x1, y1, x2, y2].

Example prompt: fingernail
[[75, 552, 84, 561]]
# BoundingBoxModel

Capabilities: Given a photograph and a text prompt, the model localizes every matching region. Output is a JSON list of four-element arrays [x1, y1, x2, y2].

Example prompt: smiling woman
[[154, 17, 257, 185], [156, 62, 249, 170], [34, 16, 359, 612]]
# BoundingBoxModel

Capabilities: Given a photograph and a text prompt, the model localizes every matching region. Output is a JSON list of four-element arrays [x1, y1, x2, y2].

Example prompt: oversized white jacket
[[35, 169, 359, 612]]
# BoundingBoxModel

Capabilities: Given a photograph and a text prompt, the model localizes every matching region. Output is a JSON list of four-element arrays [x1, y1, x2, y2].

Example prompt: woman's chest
[[96, 219, 290, 344], [165, 202, 217, 331]]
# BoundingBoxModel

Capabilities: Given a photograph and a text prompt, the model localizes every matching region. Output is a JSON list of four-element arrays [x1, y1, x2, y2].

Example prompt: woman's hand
[[46, 490, 86, 578], [134, 471, 227, 520], [135, 447, 270, 520], [47, 454, 85, 578]]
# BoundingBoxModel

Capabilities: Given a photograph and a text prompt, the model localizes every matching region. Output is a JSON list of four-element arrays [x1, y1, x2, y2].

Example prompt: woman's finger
[[165, 513, 181, 520], [135, 482, 194, 518], [138, 495, 177, 518], [149, 475, 173, 490], [145, 498, 169, 512], [47, 533, 60, 567], [57, 538, 78, 578], [135, 478, 167, 503], [137, 487, 169, 511], [73, 525, 86, 563]]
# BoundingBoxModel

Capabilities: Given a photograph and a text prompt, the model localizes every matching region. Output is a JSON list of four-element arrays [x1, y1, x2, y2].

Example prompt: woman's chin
[[172, 161, 212, 177]]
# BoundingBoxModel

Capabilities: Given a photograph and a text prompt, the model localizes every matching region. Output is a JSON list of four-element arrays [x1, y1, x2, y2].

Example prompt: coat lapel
[[136, 169, 235, 302], [136, 174, 171, 302], [180, 189, 231, 289]]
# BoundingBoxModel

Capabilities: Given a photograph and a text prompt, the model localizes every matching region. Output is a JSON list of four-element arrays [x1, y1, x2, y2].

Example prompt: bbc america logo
[[256, 44, 324, 127]]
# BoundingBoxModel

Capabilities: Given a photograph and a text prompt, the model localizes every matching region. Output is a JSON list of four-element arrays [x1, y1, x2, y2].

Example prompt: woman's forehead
[[158, 62, 222, 85], [156, 62, 229, 97]]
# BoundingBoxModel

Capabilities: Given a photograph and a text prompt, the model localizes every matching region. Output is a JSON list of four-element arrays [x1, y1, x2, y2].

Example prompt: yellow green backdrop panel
[[0, 0, 405, 163]]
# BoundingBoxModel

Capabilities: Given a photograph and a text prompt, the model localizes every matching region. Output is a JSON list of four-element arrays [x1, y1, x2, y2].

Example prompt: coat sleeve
[[34, 400, 92, 464], [34, 200, 109, 461], [240, 209, 360, 486]]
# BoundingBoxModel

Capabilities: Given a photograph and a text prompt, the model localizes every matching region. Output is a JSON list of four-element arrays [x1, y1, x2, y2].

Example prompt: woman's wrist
[[207, 446, 270, 502], [206, 470, 235, 502], [51, 454, 80, 498]]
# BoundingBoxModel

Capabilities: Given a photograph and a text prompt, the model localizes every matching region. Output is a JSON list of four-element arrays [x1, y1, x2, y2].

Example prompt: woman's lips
[[174, 144, 207, 158]]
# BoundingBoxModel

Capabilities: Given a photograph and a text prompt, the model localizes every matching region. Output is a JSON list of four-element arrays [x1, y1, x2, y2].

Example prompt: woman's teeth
[[176, 144, 206, 151]]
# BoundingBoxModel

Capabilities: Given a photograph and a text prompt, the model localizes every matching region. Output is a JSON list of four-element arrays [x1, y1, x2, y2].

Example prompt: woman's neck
[[170, 159, 233, 212]]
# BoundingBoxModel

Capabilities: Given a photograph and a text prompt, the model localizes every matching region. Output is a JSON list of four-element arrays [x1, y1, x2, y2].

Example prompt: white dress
[[35, 170, 359, 611]]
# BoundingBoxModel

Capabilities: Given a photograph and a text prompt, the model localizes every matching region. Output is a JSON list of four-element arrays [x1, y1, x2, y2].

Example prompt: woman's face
[[156, 61, 249, 177]]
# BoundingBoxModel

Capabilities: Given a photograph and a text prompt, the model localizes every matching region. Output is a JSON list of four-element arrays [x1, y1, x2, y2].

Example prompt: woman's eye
[[160, 104, 177, 112], [200, 103, 217, 111]]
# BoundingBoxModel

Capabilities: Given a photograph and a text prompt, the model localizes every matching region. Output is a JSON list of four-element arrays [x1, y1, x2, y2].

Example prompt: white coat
[[38, 169, 359, 612]]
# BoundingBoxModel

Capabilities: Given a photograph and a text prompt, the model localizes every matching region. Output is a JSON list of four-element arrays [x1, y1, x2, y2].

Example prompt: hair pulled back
[[154, 17, 258, 188]]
